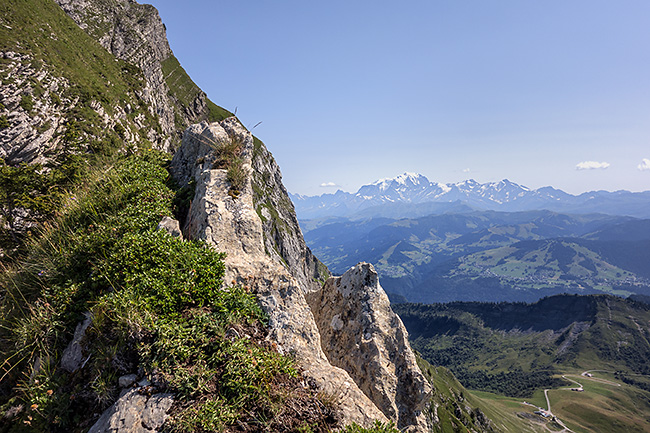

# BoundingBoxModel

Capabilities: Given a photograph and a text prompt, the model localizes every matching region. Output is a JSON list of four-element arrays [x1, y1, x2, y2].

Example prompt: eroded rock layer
[[306, 263, 432, 432], [170, 119, 390, 427]]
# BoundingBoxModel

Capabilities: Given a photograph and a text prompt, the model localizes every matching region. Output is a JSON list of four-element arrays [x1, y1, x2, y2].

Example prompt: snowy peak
[[290, 175, 650, 220], [356, 172, 432, 203], [370, 172, 429, 191]]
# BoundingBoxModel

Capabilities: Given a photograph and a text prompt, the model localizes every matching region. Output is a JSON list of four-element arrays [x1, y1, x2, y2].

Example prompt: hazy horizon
[[290, 170, 650, 198], [148, 0, 650, 196]]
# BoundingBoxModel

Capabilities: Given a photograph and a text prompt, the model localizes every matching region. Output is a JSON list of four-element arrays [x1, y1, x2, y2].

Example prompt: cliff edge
[[170, 119, 431, 430]]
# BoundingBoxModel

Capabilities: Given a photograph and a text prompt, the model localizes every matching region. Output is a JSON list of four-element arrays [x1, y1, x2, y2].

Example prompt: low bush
[[340, 421, 400, 433], [210, 134, 248, 197], [0, 151, 301, 432]]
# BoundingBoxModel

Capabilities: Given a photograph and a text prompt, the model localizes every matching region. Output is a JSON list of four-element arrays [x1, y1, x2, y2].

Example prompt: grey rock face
[[61, 312, 93, 373], [118, 374, 137, 389], [87, 388, 173, 433], [54, 0, 212, 148], [157, 216, 182, 239], [171, 119, 431, 431], [306, 263, 432, 432], [0, 51, 69, 164], [0, 48, 152, 168]]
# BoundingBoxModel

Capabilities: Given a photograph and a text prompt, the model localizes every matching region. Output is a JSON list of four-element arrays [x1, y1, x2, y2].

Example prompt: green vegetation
[[161, 55, 201, 115], [0, 152, 320, 432], [417, 347, 650, 433], [545, 371, 650, 433], [0, 0, 156, 124], [416, 358, 499, 433], [303, 212, 650, 303], [0, 0, 168, 254], [161, 55, 233, 128], [395, 295, 650, 397], [394, 296, 650, 431], [450, 239, 640, 297], [339, 421, 400, 433], [206, 99, 234, 123], [19, 94, 33, 112], [208, 134, 248, 197]]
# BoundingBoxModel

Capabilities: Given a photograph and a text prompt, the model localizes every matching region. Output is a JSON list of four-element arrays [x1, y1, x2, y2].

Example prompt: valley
[[394, 295, 650, 432], [302, 210, 650, 303], [1, 0, 649, 431]]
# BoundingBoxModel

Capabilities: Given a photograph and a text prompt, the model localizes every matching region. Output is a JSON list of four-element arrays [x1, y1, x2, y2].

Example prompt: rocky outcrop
[[54, 0, 220, 149], [156, 216, 182, 240], [171, 119, 388, 426], [88, 388, 173, 433], [306, 263, 432, 432], [60, 312, 93, 373], [170, 119, 431, 431], [0, 51, 69, 164]]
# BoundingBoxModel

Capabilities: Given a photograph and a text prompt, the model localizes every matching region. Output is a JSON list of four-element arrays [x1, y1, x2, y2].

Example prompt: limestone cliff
[[170, 119, 432, 431], [54, 0, 231, 149], [306, 263, 432, 431], [4, 1, 435, 430]]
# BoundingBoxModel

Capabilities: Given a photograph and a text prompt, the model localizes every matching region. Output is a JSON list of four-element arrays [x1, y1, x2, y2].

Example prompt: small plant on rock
[[208, 134, 248, 198]]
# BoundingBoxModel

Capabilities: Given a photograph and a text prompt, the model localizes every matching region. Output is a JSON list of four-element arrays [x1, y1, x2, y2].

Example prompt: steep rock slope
[[170, 119, 431, 430], [53, 0, 232, 148], [306, 263, 431, 431], [0, 0, 163, 165], [251, 136, 330, 292]]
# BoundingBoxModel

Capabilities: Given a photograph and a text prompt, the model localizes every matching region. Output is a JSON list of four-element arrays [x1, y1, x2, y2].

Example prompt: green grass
[[0, 0, 166, 253], [161, 56, 201, 119], [416, 358, 501, 433], [465, 390, 549, 433], [543, 372, 650, 433], [161, 55, 233, 128], [339, 421, 400, 433], [465, 376, 650, 433], [0, 0, 151, 119], [0, 151, 302, 432], [453, 241, 637, 296]]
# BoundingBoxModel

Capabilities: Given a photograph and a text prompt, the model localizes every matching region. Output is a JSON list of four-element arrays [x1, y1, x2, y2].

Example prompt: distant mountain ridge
[[291, 173, 650, 219]]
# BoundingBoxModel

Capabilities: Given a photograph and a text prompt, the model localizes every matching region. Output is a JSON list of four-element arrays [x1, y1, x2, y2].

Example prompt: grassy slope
[[469, 371, 650, 433], [451, 239, 640, 297], [396, 296, 650, 432], [417, 358, 552, 433], [1, 0, 140, 110], [160, 54, 233, 127], [0, 1, 335, 432], [0, 0, 166, 254]]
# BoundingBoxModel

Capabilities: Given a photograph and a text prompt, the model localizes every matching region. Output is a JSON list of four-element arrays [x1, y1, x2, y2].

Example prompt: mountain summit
[[291, 173, 650, 219]]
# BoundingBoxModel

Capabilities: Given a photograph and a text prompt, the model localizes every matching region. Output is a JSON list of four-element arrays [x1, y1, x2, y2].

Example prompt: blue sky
[[148, 0, 650, 196]]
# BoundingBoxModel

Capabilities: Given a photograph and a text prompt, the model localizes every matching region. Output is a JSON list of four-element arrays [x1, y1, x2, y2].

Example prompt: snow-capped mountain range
[[290, 173, 650, 220]]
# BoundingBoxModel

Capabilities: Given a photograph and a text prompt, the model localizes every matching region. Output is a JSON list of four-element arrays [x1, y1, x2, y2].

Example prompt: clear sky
[[147, 0, 650, 196]]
